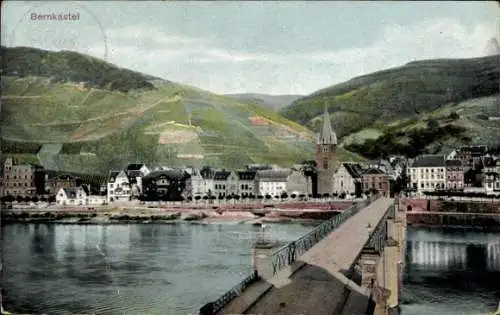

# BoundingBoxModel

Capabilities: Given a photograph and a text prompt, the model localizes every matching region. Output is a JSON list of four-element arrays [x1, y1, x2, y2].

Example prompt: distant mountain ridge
[[226, 93, 302, 111], [0, 46, 362, 174], [280, 54, 500, 158]]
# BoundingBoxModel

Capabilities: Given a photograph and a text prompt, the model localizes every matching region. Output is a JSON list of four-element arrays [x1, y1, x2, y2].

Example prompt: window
[[323, 147, 328, 153], [323, 158, 328, 170]]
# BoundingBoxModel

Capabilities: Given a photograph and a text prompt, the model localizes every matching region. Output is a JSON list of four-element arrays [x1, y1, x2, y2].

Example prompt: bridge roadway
[[221, 197, 395, 315]]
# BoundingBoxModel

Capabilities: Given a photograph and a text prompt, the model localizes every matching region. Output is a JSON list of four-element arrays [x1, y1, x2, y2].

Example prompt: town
[[1, 107, 499, 208]]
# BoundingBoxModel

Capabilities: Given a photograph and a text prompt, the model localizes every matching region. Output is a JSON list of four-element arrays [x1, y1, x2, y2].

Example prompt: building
[[256, 169, 289, 197], [408, 155, 446, 192], [286, 168, 311, 196], [456, 146, 488, 169], [483, 158, 500, 195], [200, 167, 216, 196], [107, 170, 131, 202], [362, 168, 390, 197], [141, 170, 190, 201], [185, 169, 206, 198], [332, 163, 363, 196], [2, 157, 45, 197], [125, 163, 150, 195], [213, 170, 237, 198], [236, 170, 258, 197], [45, 174, 81, 195], [56, 186, 89, 206], [445, 159, 464, 191], [315, 105, 338, 195]]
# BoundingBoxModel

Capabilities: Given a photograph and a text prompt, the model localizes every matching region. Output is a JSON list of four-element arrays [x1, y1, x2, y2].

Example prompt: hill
[[225, 93, 302, 111], [280, 55, 500, 158], [0, 46, 362, 174]]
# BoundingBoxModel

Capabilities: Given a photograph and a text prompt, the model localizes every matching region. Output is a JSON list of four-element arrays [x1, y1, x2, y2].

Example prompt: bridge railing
[[199, 271, 260, 315], [364, 202, 395, 252], [271, 193, 380, 275]]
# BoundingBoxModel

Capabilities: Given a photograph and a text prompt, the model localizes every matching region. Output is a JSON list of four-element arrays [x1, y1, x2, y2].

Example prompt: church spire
[[317, 103, 337, 145]]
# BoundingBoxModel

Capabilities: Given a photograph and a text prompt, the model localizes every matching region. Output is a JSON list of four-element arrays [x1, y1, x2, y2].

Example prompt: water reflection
[[2, 223, 313, 314], [403, 227, 500, 315]]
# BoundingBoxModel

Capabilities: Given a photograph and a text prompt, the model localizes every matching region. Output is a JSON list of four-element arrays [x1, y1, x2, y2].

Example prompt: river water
[[2, 223, 500, 314]]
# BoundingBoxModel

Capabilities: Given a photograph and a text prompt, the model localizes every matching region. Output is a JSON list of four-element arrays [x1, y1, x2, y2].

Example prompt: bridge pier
[[357, 200, 406, 315]]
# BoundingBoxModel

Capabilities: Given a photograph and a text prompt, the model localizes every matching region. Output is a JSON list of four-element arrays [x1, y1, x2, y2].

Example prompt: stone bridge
[[200, 196, 407, 315]]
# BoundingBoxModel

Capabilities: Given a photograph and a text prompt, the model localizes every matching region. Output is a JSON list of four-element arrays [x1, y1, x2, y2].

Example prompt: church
[[315, 105, 338, 195]]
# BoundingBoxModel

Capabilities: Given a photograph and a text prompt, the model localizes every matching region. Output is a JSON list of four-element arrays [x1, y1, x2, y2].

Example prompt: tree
[[31, 196, 39, 203], [299, 194, 305, 200], [280, 193, 288, 201], [15, 196, 23, 203], [322, 193, 330, 199], [48, 195, 56, 203], [265, 195, 272, 200], [218, 195, 225, 202], [233, 195, 240, 202], [187, 196, 193, 202], [195, 196, 201, 202], [290, 194, 297, 200], [5, 195, 15, 203], [226, 195, 233, 202]]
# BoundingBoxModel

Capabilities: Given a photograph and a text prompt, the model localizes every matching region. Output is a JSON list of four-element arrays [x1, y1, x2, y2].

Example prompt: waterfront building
[[255, 169, 289, 197], [2, 157, 45, 197], [445, 159, 464, 191], [362, 168, 391, 197], [408, 155, 446, 193]]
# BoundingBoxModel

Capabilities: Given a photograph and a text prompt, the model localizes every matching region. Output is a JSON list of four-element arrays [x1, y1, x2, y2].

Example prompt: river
[[2, 223, 499, 314]]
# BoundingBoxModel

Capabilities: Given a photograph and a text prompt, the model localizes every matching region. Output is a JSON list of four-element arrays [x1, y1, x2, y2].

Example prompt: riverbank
[[0, 206, 341, 225]]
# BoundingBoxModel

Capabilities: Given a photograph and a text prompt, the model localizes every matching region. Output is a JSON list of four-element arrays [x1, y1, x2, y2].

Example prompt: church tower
[[315, 104, 337, 195]]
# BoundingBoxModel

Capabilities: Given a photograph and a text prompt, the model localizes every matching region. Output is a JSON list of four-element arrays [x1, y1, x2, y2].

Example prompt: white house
[[408, 155, 446, 193], [107, 170, 131, 202], [186, 169, 205, 198], [56, 186, 89, 206], [213, 170, 237, 198], [256, 169, 289, 197], [332, 163, 364, 196], [236, 170, 258, 197]]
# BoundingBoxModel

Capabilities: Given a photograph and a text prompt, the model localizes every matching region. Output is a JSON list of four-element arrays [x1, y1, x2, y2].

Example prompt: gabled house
[[107, 170, 131, 202], [56, 186, 89, 206], [213, 170, 237, 198], [256, 169, 289, 197], [332, 163, 363, 196], [236, 170, 257, 197], [185, 169, 205, 198]]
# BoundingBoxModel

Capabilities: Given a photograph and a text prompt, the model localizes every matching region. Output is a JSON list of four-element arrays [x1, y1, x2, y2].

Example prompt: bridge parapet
[[199, 194, 382, 315], [270, 194, 381, 276], [354, 198, 407, 315]]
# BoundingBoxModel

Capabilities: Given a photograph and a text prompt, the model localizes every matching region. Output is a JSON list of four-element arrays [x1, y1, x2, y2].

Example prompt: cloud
[[35, 18, 500, 94]]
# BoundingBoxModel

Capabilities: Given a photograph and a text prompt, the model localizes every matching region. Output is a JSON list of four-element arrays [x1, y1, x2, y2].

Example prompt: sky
[[2, 1, 499, 95]]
